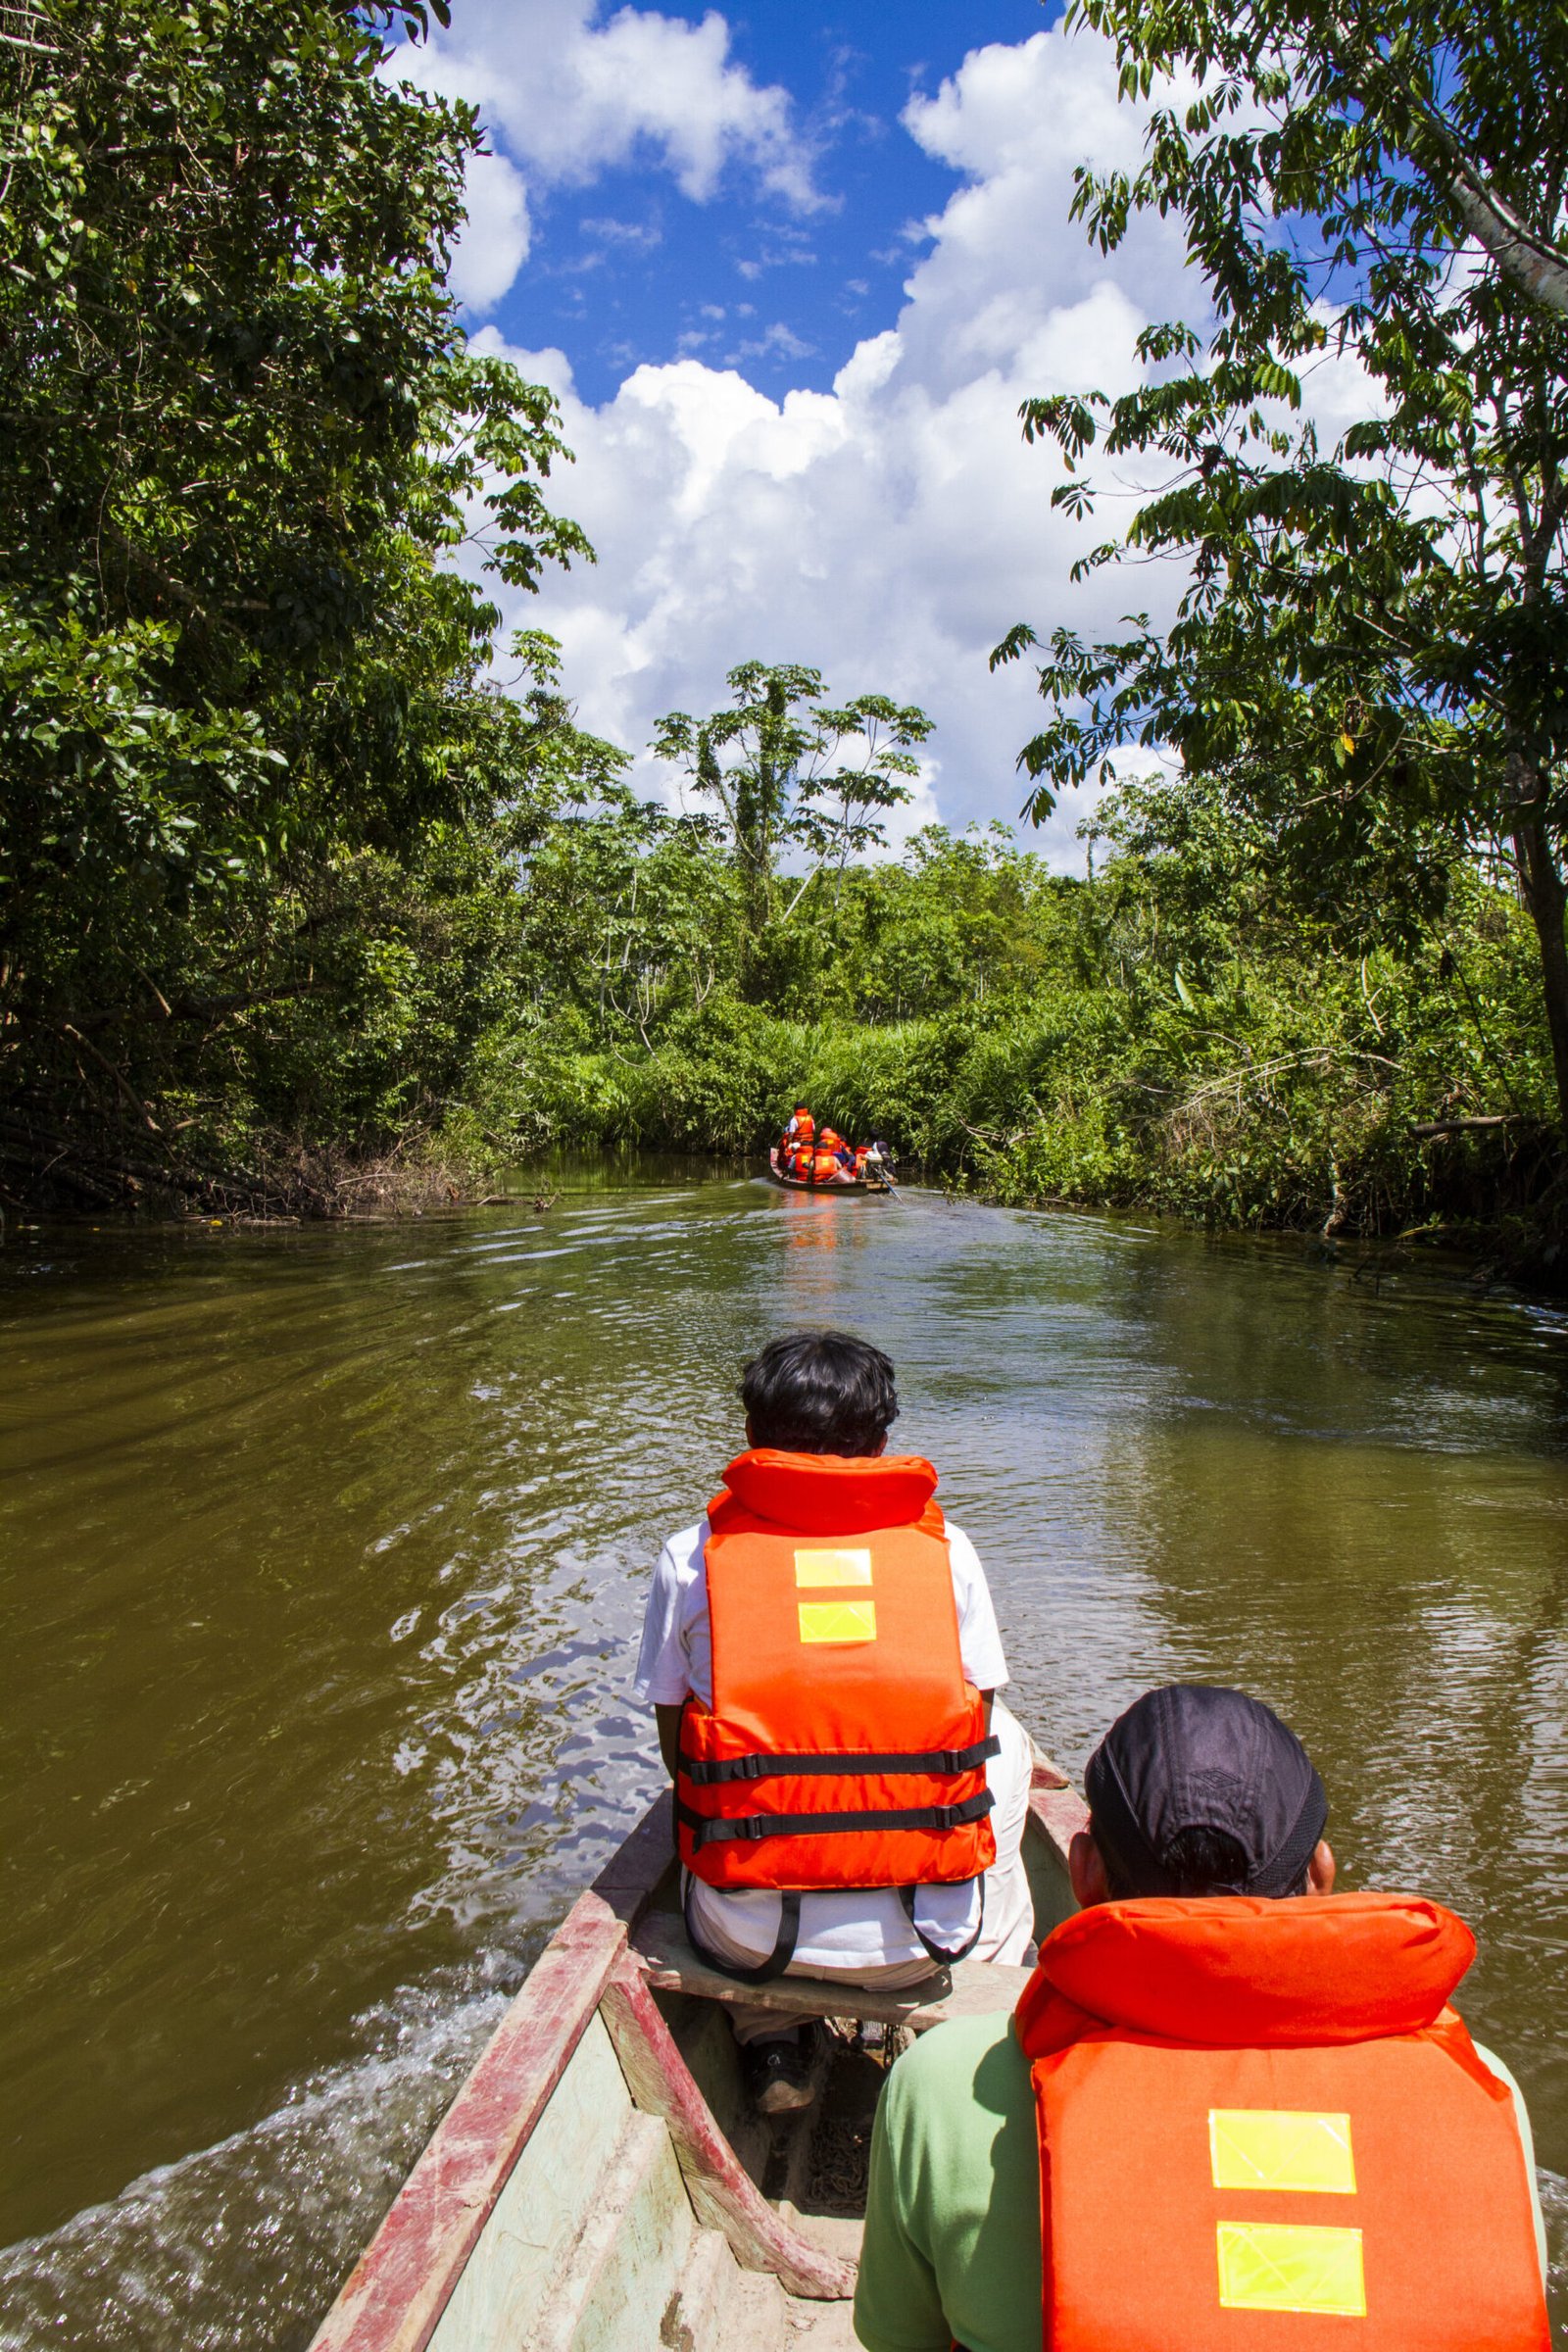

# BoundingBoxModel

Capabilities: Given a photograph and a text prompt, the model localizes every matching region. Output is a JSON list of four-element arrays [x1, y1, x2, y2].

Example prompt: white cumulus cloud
[[472, 23, 1199, 865], [448, 148, 531, 314], [393, 1, 818, 313]]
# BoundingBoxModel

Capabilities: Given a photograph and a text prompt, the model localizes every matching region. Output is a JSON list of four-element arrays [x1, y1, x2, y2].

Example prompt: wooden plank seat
[[631, 1899, 1035, 2033], [630, 1755, 1085, 2033]]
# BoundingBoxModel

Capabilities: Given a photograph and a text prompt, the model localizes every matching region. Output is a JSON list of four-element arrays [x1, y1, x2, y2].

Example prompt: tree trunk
[[1512, 804, 1568, 1137]]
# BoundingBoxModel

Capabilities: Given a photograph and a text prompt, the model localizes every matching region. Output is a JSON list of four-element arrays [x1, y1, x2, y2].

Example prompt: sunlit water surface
[[3, 1167, 1567, 2343]]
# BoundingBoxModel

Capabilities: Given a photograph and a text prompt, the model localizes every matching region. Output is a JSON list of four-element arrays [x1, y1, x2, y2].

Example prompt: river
[[3, 1166, 1566, 2345]]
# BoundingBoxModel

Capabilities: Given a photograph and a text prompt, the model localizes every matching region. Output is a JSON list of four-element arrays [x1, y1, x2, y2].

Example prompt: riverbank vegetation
[[16, 700, 1558, 1261], [988, 0, 1568, 1266], [3, 0, 1567, 1275], [437, 782, 1561, 1268], [0, 0, 595, 1215]]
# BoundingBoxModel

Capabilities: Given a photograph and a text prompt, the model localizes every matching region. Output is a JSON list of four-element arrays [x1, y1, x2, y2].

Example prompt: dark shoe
[[742, 2030, 815, 2116]]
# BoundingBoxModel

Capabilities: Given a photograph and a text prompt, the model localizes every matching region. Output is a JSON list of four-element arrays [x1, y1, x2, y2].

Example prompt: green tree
[[0, 0, 589, 1200], [517, 791, 738, 1045], [992, 0, 1568, 1130], [651, 662, 931, 974], [849, 825, 1065, 1019]]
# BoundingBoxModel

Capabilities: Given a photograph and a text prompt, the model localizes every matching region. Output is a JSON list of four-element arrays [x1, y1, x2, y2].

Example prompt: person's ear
[[1068, 1830, 1112, 1909], [744, 1414, 756, 1447], [869, 1433, 888, 1457], [1305, 1838, 1336, 1895]]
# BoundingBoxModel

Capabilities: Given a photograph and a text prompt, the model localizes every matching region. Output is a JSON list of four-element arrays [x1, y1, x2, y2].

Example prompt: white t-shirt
[[634, 1515, 1009, 1970]]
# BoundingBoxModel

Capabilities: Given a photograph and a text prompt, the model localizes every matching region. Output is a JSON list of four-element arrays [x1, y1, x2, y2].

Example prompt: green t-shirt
[[853, 2012, 1547, 2352]]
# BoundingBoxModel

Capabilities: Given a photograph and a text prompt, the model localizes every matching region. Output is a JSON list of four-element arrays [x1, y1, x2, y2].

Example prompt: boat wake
[[0, 1964, 515, 2352]]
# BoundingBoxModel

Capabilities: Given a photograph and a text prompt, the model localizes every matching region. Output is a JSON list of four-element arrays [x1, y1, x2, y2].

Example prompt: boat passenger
[[634, 1329, 1035, 2115], [813, 1124, 855, 1179], [854, 1684, 1549, 2352], [781, 1102, 815, 1174]]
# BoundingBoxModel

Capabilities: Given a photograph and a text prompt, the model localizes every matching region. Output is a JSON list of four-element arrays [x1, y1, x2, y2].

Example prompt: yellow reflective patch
[[794, 1547, 873, 1588], [797, 1600, 877, 1643], [1216, 2223, 1365, 2318], [1209, 2109, 1356, 2194]]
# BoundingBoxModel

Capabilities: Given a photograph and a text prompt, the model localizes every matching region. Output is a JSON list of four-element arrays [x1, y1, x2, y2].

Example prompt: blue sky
[[396, 0, 1196, 858], [479, 1, 1061, 405]]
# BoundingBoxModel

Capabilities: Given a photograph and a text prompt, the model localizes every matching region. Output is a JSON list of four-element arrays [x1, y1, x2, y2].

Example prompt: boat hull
[[308, 1766, 1085, 2351], [766, 1149, 882, 1193]]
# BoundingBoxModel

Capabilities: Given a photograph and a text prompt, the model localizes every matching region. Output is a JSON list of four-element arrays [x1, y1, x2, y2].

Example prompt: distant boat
[[306, 1759, 1086, 2352], [766, 1148, 894, 1194]]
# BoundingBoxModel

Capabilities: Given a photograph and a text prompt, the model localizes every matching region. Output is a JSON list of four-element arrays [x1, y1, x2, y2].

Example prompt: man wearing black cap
[[855, 1685, 1547, 2352], [1080, 1681, 1334, 1904]]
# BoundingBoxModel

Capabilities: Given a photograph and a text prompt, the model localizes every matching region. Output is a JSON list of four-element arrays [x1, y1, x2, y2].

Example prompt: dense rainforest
[[2, 0, 1567, 1272]]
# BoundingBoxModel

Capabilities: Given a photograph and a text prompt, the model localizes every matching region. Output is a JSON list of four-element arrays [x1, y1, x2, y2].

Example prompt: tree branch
[[1442, 167, 1568, 318], [1409, 1114, 1522, 1137]]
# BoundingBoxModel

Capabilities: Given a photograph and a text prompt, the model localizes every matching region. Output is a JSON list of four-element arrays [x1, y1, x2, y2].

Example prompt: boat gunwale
[[305, 1895, 628, 2352], [305, 1804, 675, 2352]]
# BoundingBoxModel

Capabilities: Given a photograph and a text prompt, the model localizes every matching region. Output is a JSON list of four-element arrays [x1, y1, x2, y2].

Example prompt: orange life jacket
[[784, 1108, 815, 1145], [1015, 1893, 1548, 2352], [677, 1449, 997, 1944]]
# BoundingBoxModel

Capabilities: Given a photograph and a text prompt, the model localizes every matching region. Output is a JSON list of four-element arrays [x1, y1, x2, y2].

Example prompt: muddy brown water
[[2, 1164, 1566, 2345]]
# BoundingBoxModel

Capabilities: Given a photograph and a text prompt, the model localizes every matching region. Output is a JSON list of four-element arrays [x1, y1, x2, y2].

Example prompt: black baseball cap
[[1085, 1685, 1329, 1899]]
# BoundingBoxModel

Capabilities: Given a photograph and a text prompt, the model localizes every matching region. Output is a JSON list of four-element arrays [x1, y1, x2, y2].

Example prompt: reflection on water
[[2, 1170, 1567, 2344]]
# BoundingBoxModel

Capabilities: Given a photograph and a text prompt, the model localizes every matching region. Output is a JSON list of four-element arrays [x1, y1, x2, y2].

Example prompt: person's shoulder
[[941, 1520, 990, 1581], [1469, 2040, 1546, 2283], [655, 1519, 710, 1579], [1471, 2039, 1521, 2088], [885, 2007, 1021, 2114], [1470, 2038, 1532, 2120]]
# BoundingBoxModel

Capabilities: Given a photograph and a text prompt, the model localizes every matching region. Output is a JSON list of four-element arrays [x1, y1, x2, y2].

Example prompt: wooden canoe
[[766, 1149, 893, 1195], [306, 1758, 1087, 2352]]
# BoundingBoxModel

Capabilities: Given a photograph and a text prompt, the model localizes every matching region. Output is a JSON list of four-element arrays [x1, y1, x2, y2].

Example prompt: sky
[[391, 0, 1204, 863]]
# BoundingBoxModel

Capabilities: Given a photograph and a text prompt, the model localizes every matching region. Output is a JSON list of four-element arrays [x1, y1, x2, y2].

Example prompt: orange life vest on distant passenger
[[677, 1450, 997, 1909], [1015, 1894, 1548, 2352], [784, 1108, 815, 1146], [803, 1127, 851, 1181]]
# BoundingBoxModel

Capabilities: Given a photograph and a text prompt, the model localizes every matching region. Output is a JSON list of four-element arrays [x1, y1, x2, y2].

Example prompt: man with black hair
[[854, 1685, 1547, 2352], [738, 1329, 901, 1455], [635, 1330, 1035, 2113]]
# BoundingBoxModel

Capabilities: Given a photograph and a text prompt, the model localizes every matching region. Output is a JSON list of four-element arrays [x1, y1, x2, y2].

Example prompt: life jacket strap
[[677, 1788, 994, 1848], [680, 1733, 1001, 1787], [682, 1879, 804, 1984], [898, 1877, 987, 1965], [680, 1875, 985, 1979]]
